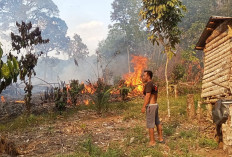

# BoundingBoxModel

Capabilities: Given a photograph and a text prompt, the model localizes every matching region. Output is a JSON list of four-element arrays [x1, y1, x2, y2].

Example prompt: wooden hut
[[196, 16, 232, 154]]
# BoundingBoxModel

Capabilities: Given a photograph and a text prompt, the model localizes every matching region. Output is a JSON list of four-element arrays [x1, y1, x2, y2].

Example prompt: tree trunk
[[25, 74, 32, 116], [165, 55, 170, 118], [44, 53, 47, 80]]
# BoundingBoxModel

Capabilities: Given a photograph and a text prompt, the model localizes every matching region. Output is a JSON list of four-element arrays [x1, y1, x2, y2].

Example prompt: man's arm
[[142, 92, 151, 113]]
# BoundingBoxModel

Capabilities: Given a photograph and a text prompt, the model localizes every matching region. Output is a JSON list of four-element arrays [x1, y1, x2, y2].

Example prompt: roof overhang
[[195, 16, 232, 50]]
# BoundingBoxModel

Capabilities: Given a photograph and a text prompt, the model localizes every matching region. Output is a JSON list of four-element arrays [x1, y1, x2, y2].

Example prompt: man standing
[[142, 70, 164, 146]]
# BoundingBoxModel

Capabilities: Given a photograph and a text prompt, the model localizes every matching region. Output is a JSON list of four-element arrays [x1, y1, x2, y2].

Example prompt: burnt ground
[[0, 93, 229, 157], [0, 107, 228, 157]]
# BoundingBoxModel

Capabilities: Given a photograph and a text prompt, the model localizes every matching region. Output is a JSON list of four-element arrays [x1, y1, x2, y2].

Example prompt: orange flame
[[15, 100, 25, 103], [67, 99, 72, 104], [1, 96, 5, 103], [83, 99, 89, 105], [66, 84, 71, 92], [123, 56, 147, 93], [84, 84, 95, 94]]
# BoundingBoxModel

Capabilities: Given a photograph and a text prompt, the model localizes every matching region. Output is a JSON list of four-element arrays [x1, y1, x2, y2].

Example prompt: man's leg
[[149, 128, 155, 146], [155, 105, 163, 142], [156, 124, 163, 142]]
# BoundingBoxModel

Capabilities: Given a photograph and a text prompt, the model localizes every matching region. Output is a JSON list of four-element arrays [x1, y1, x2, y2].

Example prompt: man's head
[[143, 70, 153, 82]]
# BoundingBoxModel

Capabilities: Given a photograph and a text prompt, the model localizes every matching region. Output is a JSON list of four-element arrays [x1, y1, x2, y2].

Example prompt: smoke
[[34, 55, 100, 85]]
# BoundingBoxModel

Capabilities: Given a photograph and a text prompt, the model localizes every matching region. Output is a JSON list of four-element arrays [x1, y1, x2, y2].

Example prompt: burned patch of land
[[0, 95, 227, 157]]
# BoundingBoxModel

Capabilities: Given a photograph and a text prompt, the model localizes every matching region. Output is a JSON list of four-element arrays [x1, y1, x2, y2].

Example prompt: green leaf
[[7, 60, 13, 75], [1, 63, 11, 79], [12, 57, 19, 70]]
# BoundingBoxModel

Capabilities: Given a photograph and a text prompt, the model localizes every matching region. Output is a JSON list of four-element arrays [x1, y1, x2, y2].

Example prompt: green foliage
[[140, 0, 186, 48], [11, 21, 49, 115], [54, 87, 67, 113], [0, 108, 81, 132], [180, 130, 197, 140], [68, 34, 89, 66], [199, 137, 218, 149], [119, 86, 130, 100], [82, 138, 102, 156], [72, 136, 124, 157], [69, 80, 84, 105], [163, 124, 177, 136], [0, 44, 19, 93], [125, 125, 147, 146], [122, 99, 143, 121], [90, 80, 111, 114], [0, 113, 49, 132], [181, 47, 199, 63], [130, 146, 163, 157], [171, 64, 186, 83]]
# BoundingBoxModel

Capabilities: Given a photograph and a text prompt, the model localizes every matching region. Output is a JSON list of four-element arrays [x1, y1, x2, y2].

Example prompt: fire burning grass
[[123, 56, 147, 94], [1, 96, 5, 103]]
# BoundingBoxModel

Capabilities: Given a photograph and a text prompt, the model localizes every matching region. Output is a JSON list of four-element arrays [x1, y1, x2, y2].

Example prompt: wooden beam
[[196, 46, 204, 50], [207, 28, 214, 31], [212, 81, 231, 90]]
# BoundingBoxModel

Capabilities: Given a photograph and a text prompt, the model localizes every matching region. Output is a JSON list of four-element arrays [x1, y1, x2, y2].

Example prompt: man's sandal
[[158, 140, 165, 144]]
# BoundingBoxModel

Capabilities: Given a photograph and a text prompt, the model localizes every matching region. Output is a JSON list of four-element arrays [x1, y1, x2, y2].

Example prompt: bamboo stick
[[204, 36, 230, 53], [202, 75, 229, 85], [205, 57, 230, 73], [202, 79, 229, 89], [204, 41, 231, 60], [204, 42, 231, 64], [203, 67, 230, 81], [204, 60, 230, 76], [206, 20, 232, 43], [201, 88, 228, 98], [202, 78, 229, 90], [204, 50, 231, 69], [205, 31, 227, 47], [202, 87, 228, 95]]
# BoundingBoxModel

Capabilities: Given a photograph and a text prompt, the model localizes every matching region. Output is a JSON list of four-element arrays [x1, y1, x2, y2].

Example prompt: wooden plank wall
[[202, 20, 232, 98]]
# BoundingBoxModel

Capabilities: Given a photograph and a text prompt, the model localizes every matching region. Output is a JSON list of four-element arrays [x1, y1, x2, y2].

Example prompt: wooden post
[[196, 101, 202, 120], [206, 103, 213, 122], [187, 94, 196, 120], [174, 85, 177, 99]]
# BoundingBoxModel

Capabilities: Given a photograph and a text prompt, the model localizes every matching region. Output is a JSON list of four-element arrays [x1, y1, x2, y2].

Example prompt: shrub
[[90, 79, 111, 114], [54, 87, 67, 113]]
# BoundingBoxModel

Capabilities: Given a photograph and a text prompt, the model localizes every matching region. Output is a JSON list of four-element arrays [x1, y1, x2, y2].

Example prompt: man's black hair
[[144, 70, 153, 79]]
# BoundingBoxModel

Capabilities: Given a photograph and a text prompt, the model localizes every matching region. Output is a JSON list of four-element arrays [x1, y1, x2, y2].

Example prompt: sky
[[53, 0, 114, 55]]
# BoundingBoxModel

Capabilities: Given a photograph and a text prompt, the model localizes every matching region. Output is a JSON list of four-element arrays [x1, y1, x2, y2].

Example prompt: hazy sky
[[53, 0, 114, 55]]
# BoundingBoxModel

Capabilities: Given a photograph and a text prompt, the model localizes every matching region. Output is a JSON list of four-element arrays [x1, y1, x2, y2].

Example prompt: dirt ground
[[0, 108, 229, 157]]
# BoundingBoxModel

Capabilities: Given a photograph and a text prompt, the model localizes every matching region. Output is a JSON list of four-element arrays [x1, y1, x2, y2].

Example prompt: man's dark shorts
[[146, 104, 160, 128]]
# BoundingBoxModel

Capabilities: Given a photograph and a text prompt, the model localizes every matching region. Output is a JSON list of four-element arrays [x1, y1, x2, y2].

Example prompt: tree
[[11, 21, 49, 115], [0, 0, 69, 54], [171, 64, 185, 84], [98, 0, 163, 79], [68, 34, 89, 66], [140, 0, 186, 118]]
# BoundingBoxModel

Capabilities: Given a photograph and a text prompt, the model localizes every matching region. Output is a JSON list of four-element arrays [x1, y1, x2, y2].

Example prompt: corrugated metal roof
[[195, 16, 232, 50]]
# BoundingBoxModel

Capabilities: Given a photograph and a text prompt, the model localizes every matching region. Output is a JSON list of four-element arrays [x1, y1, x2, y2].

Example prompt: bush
[[54, 87, 67, 113], [69, 80, 84, 105], [180, 130, 197, 139], [90, 79, 111, 114], [163, 122, 179, 136]]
